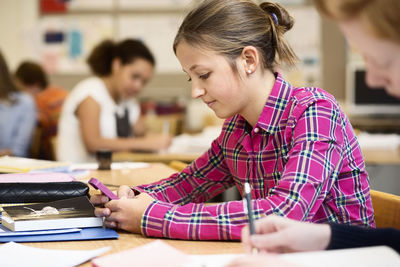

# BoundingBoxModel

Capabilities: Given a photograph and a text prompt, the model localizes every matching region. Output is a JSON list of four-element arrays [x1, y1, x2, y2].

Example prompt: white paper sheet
[[69, 162, 150, 171], [0, 242, 109, 267], [185, 246, 400, 267]]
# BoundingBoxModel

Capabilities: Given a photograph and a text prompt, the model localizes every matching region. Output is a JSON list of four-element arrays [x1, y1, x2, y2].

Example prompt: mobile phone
[[88, 177, 119, 200]]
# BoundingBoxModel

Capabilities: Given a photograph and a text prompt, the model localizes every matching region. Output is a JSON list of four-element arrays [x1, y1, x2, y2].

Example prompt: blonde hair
[[314, 0, 400, 43], [173, 0, 298, 72]]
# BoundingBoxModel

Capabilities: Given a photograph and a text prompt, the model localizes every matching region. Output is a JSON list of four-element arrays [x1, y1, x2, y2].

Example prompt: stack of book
[[2, 196, 102, 231], [0, 156, 119, 242], [0, 196, 118, 242]]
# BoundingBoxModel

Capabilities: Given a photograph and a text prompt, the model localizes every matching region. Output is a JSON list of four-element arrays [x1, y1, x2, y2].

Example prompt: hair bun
[[259, 2, 294, 33]]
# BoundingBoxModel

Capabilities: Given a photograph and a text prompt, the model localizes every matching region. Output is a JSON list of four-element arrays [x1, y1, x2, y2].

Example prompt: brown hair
[[173, 0, 298, 72], [0, 51, 18, 100], [15, 61, 49, 89], [314, 0, 400, 43], [87, 39, 155, 76]]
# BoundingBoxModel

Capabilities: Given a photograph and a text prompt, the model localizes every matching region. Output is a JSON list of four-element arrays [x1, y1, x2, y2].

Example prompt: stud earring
[[247, 70, 252, 74]]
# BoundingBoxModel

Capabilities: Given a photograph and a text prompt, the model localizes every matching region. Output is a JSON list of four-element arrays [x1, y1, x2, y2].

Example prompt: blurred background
[[0, 0, 399, 195]]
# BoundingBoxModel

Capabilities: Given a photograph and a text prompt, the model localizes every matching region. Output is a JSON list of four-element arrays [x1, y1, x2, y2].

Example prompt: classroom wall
[[0, 0, 339, 101], [321, 17, 346, 100], [0, 0, 38, 69]]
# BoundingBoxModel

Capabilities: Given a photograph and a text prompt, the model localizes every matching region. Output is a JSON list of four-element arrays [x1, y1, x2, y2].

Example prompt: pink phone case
[[89, 177, 119, 200]]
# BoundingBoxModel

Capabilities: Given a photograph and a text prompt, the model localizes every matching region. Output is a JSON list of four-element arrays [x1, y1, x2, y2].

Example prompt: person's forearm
[[327, 223, 400, 253], [141, 200, 248, 240], [83, 136, 155, 153], [0, 149, 13, 156]]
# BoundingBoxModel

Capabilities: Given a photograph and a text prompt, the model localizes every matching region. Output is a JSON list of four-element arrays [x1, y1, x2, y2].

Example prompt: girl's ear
[[241, 46, 259, 75], [111, 58, 122, 74]]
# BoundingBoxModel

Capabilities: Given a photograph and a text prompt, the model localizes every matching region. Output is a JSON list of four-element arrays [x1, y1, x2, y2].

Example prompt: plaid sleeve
[[135, 137, 234, 205], [141, 200, 250, 240], [262, 98, 346, 221]]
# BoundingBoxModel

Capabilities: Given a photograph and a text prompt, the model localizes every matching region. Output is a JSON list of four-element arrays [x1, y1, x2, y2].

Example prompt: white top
[[57, 77, 140, 163]]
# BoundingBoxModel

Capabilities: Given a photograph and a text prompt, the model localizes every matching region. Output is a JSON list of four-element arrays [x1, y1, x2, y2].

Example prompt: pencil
[[243, 182, 258, 254]]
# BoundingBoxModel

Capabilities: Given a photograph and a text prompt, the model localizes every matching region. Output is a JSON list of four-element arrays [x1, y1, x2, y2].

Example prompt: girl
[[92, 0, 374, 240], [57, 39, 171, 163], [0, 51, 36, 157], [15, 61, 68, 160]]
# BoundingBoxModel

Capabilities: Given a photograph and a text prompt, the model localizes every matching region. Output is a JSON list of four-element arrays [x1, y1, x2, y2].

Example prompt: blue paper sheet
[[0, 225, 118, 243]]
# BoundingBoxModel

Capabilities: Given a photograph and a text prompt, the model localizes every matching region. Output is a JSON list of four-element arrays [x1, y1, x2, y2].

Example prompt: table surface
[[21, 163, 243, 266], [114, 147, 400, 166], [113, 151, 200, 164]]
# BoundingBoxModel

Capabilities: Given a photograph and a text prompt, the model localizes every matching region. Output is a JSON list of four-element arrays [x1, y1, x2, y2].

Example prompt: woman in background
[[57, 39, 171, 163], [0, 51, 36, 157], [15, 61, 68, 160], [229, 0, 400, 265]]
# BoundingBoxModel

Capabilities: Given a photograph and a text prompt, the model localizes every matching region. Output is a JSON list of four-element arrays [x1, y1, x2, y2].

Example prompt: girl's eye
[[200, 72, 210, 80], [131, 73, 141, 80]]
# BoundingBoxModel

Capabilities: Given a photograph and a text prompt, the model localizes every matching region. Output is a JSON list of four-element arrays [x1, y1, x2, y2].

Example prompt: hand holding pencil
[[240, 215, 331, 254]]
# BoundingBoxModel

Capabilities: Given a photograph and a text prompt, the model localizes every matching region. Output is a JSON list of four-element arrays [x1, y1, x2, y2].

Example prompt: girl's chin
[[213, 109, 234, 120]]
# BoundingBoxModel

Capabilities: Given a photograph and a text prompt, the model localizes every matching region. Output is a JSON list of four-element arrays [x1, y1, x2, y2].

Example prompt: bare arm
[[0, 149, 13, 156], [132, 115, 147, 137], [76, 97, 171, 153]]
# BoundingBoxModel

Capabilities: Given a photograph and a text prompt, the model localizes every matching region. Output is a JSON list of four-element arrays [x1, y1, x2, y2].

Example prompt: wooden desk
[[21, 163, 243, 266], [113, 151, 200, 164], [89, 163, 176, 186]]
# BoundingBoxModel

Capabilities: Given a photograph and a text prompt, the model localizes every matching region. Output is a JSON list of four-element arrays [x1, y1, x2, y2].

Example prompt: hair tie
[[271, 13, 278, 25]]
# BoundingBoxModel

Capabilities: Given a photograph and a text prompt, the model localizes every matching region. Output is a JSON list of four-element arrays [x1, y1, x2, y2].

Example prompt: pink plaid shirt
[[136, 74, 375, 240]]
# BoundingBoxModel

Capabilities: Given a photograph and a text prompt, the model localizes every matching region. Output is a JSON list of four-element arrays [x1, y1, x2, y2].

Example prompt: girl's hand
[[138, 133, 172, 151], [91, 185, 140, 220], [103, 192, 155, 233]]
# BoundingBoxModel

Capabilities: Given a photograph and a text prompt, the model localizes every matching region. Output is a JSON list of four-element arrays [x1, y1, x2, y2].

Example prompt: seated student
[[57, 39, 172, 163], [0, 51, 36, 157], [91, 0, 374, 240], [15, 61, 68, 160], [229, 0, 400, 265]]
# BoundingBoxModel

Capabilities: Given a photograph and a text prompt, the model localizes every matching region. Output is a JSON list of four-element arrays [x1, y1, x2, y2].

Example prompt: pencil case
[[0, 181, 89, 203]]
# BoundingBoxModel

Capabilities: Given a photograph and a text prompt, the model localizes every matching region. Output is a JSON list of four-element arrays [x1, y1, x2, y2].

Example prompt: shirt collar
[[236, 73, 294, 135], [259, 73, 294, 134]]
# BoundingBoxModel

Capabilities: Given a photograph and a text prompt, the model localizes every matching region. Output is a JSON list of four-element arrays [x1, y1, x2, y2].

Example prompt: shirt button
[[254, 127, 260, 133]]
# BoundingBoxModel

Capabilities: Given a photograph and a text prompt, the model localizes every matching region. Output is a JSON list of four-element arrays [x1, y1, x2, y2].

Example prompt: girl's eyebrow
[[190, 64, 199, 71], [190, 64, 207, 71], [183, 64, 207, 73]]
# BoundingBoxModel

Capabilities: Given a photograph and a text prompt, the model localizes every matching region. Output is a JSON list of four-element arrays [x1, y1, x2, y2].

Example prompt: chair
[[169, 160, 187, 172], [50, 135, 58, 161], [370, 190, 400, 230], [29, 126, 42, 158]]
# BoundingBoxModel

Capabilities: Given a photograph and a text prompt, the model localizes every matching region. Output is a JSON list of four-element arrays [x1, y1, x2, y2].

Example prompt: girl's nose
[[191, 83, 205, 98]]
